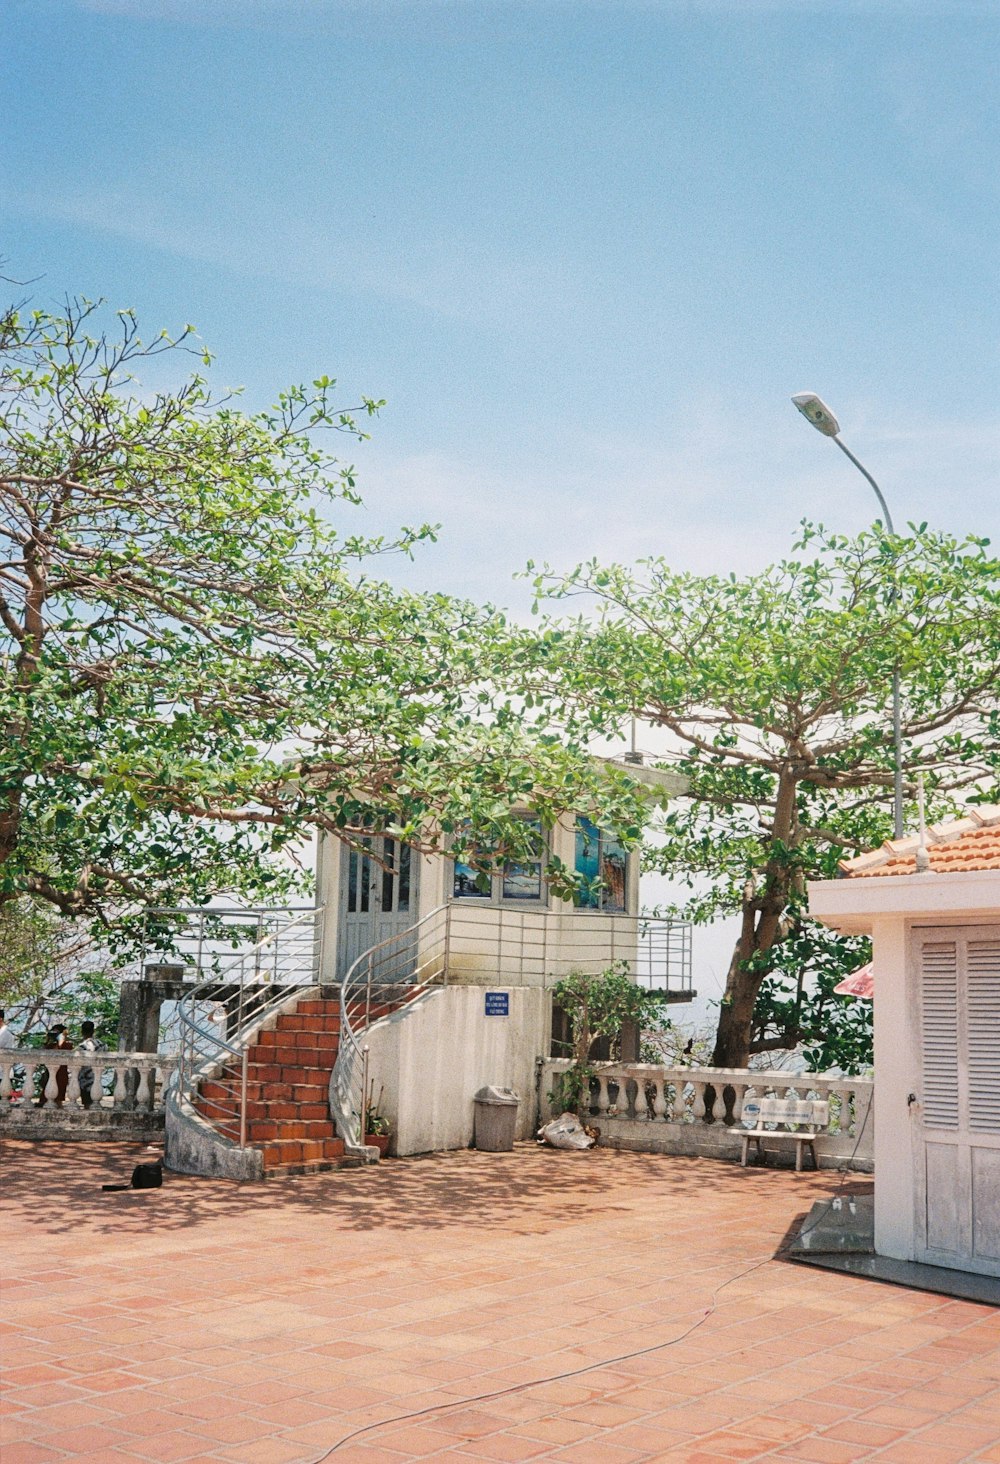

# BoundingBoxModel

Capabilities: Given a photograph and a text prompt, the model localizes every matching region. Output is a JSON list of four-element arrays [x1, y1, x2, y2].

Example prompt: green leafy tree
[[1, 299, 643, 945], [752, 920, 872, 1075], [0, 898, 112, 1042], [550, 963, 672, 1111], [531, 524, 1000, 1067]]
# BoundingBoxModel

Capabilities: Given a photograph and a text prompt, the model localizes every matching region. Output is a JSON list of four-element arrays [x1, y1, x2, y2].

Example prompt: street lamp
[[791, 392, 904, 838]]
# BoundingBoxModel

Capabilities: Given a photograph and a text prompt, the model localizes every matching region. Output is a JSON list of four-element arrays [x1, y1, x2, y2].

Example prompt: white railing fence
[[0, 1051, 177, 1117], [540, 1060, 875, 1168]]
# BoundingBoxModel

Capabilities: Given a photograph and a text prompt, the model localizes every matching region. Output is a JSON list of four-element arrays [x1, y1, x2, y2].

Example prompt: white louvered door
[[914, 927, 1000, 1276]]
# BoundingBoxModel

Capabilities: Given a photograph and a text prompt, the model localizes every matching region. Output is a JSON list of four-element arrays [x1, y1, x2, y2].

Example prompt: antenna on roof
[[623, 714, 643, 766], [915, 773, 931, 874]]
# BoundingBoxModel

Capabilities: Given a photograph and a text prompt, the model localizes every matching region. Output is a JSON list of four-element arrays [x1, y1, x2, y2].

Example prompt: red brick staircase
[[194, 994, 350, 1179]]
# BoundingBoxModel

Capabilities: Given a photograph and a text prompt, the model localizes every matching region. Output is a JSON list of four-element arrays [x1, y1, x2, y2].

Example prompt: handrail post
[[239, 1048, 248, 1149], [443, 904, 451, 985], [361, 1044, 370, 1143]]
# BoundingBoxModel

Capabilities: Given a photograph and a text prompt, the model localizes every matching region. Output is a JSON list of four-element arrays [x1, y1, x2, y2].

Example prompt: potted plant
[[364, 1084, 391, 1157]]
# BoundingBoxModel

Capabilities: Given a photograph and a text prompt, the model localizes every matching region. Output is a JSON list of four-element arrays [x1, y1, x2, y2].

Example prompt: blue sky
[[4, 0, 998, 612], [4, 0, 998, 1012]]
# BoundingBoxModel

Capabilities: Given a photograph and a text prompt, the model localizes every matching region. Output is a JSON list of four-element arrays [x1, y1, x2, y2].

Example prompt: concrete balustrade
[[539, 1060, 874, 1171], [0, 1050, 177, 1138]]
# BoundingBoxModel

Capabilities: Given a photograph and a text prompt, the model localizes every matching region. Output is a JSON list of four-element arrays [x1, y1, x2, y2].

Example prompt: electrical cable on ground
[[306, 1094, 874, 1463]]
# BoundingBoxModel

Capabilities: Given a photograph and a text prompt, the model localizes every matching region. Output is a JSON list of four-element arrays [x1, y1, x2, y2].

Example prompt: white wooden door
[[914, 926, 1000, 1276], [337, 837, 417, 980]]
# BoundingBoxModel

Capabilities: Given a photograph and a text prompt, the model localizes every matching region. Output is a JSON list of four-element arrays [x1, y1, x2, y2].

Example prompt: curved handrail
[[174, 906, 323, 1147], [329, 904, 449, 1155]]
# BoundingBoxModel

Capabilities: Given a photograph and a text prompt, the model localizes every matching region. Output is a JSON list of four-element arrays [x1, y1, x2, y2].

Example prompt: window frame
[[449, 815, 549, 907], [573, 816, 632, 915]]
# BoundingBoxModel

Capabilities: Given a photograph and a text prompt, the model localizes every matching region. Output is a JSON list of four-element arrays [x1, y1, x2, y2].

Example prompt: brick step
[[224, 1064, 330, 1087], [262, 1155, 363, 1180], [274, 1011, 340, 1032], [206, 1078, 329, 1104], [291, 999, 341, 1016], [261, 1137, 345, 1167], [254, 1031, 338, 1049], [248, 1037, 338, 1061], [247, 1118, 337, 1142], [244, 1099, 330, 1122]]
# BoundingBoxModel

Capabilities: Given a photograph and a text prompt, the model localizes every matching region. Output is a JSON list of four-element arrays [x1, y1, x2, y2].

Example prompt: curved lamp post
[[791, 393, 904, 838]]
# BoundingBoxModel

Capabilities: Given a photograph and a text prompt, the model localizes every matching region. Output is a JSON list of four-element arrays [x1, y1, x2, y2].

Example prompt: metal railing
[[174, 906, 323, 1149], [329, 903, 694, 1155], [140, 904, 321, 982]]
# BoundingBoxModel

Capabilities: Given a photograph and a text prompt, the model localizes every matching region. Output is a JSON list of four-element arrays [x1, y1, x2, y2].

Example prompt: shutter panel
[[967, 940, 1000, 1134], [921, 940, 960, 1129]]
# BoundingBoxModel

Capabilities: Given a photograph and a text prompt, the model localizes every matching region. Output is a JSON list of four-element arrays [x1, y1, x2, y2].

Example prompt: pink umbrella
[[834, 962, 874, 999]]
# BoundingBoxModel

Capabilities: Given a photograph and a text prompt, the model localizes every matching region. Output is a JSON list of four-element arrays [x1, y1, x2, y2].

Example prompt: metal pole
[[832, 434, 905, 839], [239, 1048, 248, 1150], [361, 1043, 370, 1141]]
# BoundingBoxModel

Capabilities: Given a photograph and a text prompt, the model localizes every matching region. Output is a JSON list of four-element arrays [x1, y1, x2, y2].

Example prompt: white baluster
[[594, 1074, 611, 1118], [671, 1079, 687, 1123], [690, 1081, 707, 1124], [0, 1061, 12, 1104], [651, 1077, 668, 1122], [729, 1082, 748, 1126], [140, 1066, 157, 1111], [41, 1062, 58, 1107], [112, 1061, 130, 1107], [66, 1065, 83, 1108]]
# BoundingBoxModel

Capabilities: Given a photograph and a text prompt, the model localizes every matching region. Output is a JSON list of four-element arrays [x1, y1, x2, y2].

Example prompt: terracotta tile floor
[[2, 1140, 999, 1464]]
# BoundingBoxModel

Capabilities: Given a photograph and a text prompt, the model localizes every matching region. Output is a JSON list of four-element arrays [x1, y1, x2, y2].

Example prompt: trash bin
[[473, 1085, 520, 1152]]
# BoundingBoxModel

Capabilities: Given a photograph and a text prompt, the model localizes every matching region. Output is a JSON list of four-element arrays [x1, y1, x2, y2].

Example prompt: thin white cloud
[[6, 181, 570, 327], [359, 404, 1000, 615]]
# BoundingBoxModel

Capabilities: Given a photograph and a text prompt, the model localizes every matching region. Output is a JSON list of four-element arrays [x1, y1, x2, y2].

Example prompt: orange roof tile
[[840, 806, 1000, 878]]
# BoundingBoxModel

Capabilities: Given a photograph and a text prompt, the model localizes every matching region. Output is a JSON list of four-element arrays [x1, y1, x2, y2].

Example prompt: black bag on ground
[[102, 1162, 163, 1192]]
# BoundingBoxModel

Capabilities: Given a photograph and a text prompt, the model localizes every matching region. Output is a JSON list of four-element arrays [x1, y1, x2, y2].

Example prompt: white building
[[809, 807, 1000, 1280]]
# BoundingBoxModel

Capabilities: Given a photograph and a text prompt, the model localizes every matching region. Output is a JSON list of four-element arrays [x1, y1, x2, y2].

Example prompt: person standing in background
[[77, 1020, 107, 1108]]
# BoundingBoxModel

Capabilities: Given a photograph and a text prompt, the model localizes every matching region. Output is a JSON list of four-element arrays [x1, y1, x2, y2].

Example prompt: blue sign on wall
[[485, 991, 510, 1017]]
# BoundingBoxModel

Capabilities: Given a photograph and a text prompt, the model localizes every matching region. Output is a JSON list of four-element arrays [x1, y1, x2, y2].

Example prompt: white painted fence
[[540, 1060, 875, 1170], [0, 1050, 177, 1118]]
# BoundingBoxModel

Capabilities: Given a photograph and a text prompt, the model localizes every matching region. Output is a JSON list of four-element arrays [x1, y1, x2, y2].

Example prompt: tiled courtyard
[[2, 1139, 999, 1464]]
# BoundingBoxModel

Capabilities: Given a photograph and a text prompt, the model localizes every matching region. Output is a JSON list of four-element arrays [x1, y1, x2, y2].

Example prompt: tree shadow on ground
[[1, 1137, 856, 1243]]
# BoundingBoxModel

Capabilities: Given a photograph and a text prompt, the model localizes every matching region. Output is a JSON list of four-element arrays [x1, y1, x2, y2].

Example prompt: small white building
[[312, 762, 695, 1155], [314, 761, 687, 987], [809, 808, 1000, 1280]]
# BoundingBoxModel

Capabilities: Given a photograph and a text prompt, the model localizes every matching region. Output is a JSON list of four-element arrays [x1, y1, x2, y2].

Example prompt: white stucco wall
[[809, 869, 1000, 1268], [361, 985, 550, 1156], [869, 916, 915, 1261]]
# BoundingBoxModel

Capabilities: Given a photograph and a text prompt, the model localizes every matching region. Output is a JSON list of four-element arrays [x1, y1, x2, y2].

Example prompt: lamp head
[[791, 392, 840, 437]]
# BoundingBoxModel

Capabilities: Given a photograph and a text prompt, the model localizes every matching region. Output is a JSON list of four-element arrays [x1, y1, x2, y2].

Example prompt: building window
[[574, 817, 628, 912], [452, 817, 545, 903]]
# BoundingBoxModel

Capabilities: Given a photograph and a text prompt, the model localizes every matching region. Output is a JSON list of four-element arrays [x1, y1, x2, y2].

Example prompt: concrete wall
[[871, 915, 916, 1260], [363, 985, 550, 1155]]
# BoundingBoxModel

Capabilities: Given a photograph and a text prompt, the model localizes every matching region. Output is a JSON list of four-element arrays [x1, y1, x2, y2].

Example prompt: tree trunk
[[711, 936, 763, 1068], [710, 768, 800, 1068]]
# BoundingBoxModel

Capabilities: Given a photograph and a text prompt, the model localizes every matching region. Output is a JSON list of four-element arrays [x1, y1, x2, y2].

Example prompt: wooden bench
[[732, 1096, 831, 1172]]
